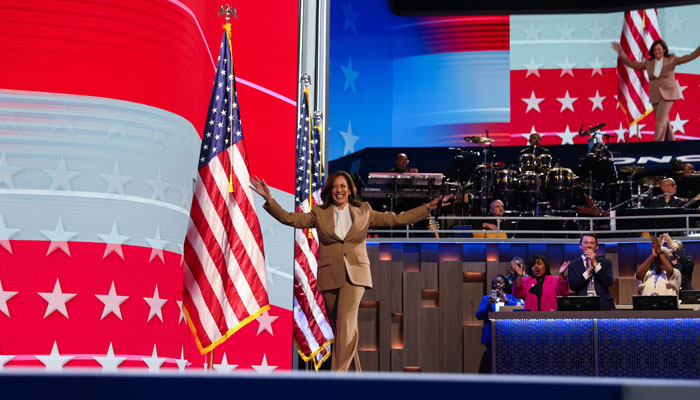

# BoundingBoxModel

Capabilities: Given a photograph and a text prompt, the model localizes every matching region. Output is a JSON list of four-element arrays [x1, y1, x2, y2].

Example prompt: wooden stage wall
[[357, 240, 700, 373]]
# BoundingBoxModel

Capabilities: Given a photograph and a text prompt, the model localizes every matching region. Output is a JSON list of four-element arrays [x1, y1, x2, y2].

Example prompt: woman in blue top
[[476, 274, 522, 372]]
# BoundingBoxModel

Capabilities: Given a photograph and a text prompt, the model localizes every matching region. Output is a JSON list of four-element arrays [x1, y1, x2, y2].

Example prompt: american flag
[[183, 26, 270, 354], [617, 9, 661, 126], [293, 85, 334, 369]]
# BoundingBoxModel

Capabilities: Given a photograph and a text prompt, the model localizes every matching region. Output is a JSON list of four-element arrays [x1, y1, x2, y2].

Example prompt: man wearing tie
[[568, 233, 615, 310]]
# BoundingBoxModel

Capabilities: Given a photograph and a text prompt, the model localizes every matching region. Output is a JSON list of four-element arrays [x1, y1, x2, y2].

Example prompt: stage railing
[[367, 213, 700, 239]]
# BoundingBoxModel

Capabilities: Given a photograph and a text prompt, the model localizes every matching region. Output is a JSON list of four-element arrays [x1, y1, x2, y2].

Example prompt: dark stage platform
[[1, 370, 699, 400]]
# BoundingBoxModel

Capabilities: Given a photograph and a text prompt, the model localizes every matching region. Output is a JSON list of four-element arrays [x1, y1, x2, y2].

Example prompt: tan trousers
[[652, 99, 675, 141], [322, 279, 365, 372]]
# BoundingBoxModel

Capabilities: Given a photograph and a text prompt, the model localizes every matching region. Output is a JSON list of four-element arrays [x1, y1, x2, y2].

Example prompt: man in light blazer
[[612, 39, 700, 141], [568, 233, 615, 310]]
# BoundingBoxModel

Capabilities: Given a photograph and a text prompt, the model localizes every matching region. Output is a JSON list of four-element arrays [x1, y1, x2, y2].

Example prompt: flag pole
[[219, 4, 238, 193], [211, 3, 236, 370], [313, 110, 323, 180], [300, 73, 314, 239]]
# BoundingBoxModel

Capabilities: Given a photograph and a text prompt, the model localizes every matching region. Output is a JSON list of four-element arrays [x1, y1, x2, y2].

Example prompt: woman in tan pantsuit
[[251, 171, 448, 371], [612, 39, 700, 141]]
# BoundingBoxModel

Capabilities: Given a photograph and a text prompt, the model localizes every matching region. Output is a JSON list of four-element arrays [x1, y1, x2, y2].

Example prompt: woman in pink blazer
[[612, 39, 700, 141], [512, 255, 570, 311]]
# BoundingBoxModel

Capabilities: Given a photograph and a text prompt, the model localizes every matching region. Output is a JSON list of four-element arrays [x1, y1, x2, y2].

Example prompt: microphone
[[578, 124, 585, 137], [646, 184, 654, 198]]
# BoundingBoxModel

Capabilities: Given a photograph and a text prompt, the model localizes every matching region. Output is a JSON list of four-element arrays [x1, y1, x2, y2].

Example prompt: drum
[[546, 168, 574, 189], [495, 169, 519, 210], [521, 171, 544, 192], [470, 165, 495, 203], [537, 153, 552, 172], [520, 171, 545, 212], [495, 169, 518, 191], [519, 153, 535, 172], [546, 168, 574, 211]]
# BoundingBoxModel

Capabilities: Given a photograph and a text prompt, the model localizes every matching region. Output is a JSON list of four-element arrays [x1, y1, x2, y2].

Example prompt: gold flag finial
[[218, 4, 237, 24]]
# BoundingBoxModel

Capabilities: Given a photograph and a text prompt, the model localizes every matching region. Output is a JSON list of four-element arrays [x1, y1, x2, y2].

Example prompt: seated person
[[385, 153, 422, 216], [512, 255, 570, 311], [474, 199, 517, 238], [648, 178, 685, 208], [389, 153, 418, 173], [683, 163, 696, 175], [635, 235, 681, 296], [662, 233, 694, 290], [475, 275, 523, 372], [519, 132, 549, 155]]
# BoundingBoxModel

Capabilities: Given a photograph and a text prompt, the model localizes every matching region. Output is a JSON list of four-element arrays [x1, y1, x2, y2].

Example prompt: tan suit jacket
[[620, 47, 700, 103], [263, 199, 429, 290]]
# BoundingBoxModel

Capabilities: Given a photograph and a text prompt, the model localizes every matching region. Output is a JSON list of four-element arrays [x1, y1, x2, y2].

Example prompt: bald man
[[648, 178, 685, 208]]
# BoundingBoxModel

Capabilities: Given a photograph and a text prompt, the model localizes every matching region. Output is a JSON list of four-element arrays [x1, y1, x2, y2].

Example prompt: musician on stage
[[683, 163, 695, 175], [389, 153, 418, 173], [647, 178, 685, 208], [475, 200, 517, 238], [519, 132, 549, 156]]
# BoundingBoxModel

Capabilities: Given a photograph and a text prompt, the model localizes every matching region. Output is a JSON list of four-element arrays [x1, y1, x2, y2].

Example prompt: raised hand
[[250, 176, 272, 202], [427, 194, 454, 210], [611, 41, 623, 55], [511, 260, 524, 277], [582, 248, 596, 270], [650, 235, 663, 256], [559, 261, 571, 280]]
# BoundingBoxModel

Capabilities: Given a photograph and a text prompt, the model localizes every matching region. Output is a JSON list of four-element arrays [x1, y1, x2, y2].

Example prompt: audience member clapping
[[512, 255, 570, 311]]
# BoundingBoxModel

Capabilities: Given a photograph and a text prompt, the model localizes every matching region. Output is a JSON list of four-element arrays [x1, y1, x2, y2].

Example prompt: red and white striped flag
[[617, 9, 661, 126], [183, 25, 269, 354], [293, 84, 334, 369]]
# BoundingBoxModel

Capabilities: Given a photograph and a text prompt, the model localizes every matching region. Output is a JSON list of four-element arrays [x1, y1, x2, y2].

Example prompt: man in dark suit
[[568, 233, 615, 310]]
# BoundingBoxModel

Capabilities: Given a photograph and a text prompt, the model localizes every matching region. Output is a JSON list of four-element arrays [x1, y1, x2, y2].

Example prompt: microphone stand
[[607, 187, 654, 212]]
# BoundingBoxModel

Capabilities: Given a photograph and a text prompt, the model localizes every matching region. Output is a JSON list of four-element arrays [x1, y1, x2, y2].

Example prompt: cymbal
[[619, 165, 648, 174], [464, 135, 494, 145], [589, 123, 606, 132], [580, 123, 607, 136], [640, 176, 663, 187]]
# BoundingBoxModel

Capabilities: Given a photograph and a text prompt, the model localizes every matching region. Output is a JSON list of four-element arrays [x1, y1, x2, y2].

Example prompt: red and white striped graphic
[[617, 9, 661, 125]]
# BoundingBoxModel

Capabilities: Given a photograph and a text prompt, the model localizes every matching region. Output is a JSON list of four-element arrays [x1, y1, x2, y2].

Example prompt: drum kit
[[461, 134, 569, 215], [455, 129, 651, 216]]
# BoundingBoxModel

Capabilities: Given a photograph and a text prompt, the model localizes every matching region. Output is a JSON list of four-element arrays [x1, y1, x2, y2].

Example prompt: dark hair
[[648, 40, 669, 59], [580, 233, 598, 246], [527, 255, 550, 277], [319, 171, 362, 209], [492, 274, 512, 294]]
